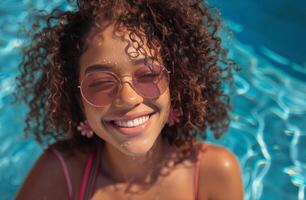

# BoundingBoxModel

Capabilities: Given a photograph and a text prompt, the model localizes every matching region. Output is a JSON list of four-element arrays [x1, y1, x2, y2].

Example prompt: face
[[79, 23, 171, 156]]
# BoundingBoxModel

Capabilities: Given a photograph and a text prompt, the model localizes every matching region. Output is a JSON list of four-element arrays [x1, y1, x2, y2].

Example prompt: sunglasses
[[78, 65, 170, 107]]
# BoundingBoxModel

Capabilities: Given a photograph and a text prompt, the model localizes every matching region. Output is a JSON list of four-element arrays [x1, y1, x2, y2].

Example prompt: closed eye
[[140, 73, 160, 77], [88, 80, 115, 88]]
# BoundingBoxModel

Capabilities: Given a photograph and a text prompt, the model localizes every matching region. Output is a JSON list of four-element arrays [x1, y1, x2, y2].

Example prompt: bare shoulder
[[15, 143, 83, 200], [198, 142, 244, 200]]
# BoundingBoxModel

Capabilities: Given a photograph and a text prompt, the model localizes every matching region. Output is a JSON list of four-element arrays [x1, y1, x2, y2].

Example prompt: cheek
[[162, 87, 171, 108], [157, 88, 171, 123], [81, 100, 108, 132]]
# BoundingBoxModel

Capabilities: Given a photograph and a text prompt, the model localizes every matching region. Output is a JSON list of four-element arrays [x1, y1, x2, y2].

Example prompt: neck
[[100, 136, 173, 184]]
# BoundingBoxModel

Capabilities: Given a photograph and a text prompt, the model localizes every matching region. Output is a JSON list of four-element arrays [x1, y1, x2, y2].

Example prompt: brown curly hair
[[14, 0, 235, 154]]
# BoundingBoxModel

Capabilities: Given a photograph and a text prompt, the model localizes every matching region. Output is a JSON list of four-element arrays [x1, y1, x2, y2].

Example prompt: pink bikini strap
[[79, 151, 94, 200], [51, 149, 73, 200], [88, 145, 102, 198], [193, 142, 206, 200]]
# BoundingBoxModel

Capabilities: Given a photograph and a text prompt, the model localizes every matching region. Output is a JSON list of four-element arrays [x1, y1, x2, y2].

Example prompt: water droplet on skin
[[168, 160, 175, 168], [119, 141, 131, 149]]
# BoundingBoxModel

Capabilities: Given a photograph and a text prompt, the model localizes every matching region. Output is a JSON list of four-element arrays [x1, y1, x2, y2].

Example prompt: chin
[[118, 138, 156, 157]]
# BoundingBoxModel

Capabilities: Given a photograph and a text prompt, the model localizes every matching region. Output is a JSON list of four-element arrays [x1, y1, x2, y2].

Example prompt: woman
[[14, 0, 244, 199]]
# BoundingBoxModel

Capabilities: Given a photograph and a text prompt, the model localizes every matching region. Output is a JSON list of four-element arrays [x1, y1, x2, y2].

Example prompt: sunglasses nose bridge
[[115, 75, 135, 94], [119, 75, 134, 87], [112, 74, 144, 107]]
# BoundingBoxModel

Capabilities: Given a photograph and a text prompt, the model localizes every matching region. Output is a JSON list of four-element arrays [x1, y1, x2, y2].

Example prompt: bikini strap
[[193, 142, 207, 200], [79, 150, 94, 200], [79, 145, 102, 200], [88, 144, 102, 199], [51, 149, 73, 200]]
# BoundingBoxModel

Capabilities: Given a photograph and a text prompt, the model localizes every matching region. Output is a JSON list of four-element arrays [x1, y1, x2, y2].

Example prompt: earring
[[167, 106, 181, 127], [77, 120, 94, 138]]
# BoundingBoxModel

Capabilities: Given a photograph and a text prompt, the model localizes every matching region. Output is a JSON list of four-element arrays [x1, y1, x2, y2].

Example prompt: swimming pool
[[0, 0, 305, 199]]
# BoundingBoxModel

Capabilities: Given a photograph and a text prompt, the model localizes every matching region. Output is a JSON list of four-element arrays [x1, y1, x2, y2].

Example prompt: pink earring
[[167, 106, 181, 127], [77, 120, 94, 138]]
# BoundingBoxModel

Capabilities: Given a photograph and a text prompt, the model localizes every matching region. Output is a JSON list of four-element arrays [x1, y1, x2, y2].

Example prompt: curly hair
[[14, 0, 235, 154]]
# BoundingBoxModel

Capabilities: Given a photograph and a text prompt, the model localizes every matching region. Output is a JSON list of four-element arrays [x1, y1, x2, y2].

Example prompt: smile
[[112, 115, 150, 127], [104, 112, 156, 136]]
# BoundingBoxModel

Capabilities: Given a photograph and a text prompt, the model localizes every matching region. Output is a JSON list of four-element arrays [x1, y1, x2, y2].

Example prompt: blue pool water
[[0, 1, 306, 199]]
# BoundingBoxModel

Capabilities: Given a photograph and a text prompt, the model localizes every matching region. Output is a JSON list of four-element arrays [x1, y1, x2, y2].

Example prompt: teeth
[[113, 115, 150, 127]]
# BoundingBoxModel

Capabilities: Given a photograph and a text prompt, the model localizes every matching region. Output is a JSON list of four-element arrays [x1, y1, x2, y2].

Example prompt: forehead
[[79, 24, 160, 77]]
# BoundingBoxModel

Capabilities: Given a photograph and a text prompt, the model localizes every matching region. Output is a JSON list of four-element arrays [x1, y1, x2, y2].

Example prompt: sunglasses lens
[[80, 65, 169, 107], [133, 65, 169, 99], [81, 72, 118, 106]]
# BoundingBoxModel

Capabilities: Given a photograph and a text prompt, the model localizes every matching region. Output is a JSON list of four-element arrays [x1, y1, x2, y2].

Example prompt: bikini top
[[52, 142, 206, 200]]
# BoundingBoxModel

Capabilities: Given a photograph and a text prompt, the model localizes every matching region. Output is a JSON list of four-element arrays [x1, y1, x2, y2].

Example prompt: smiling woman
[[13, 0, 243, 200]]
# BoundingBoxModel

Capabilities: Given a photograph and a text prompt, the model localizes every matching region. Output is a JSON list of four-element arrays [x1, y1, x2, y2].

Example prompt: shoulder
[[198, 142, 240, 173], [197, 142, 244, 200], [15, 143, 86, 200]]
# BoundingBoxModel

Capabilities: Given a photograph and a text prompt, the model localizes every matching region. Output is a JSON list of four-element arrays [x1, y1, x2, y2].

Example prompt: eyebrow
[[84, 57, 156, 75]]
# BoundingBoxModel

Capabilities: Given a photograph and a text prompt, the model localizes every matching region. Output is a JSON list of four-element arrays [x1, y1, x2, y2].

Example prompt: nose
[[112, 77, 143, 108]]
